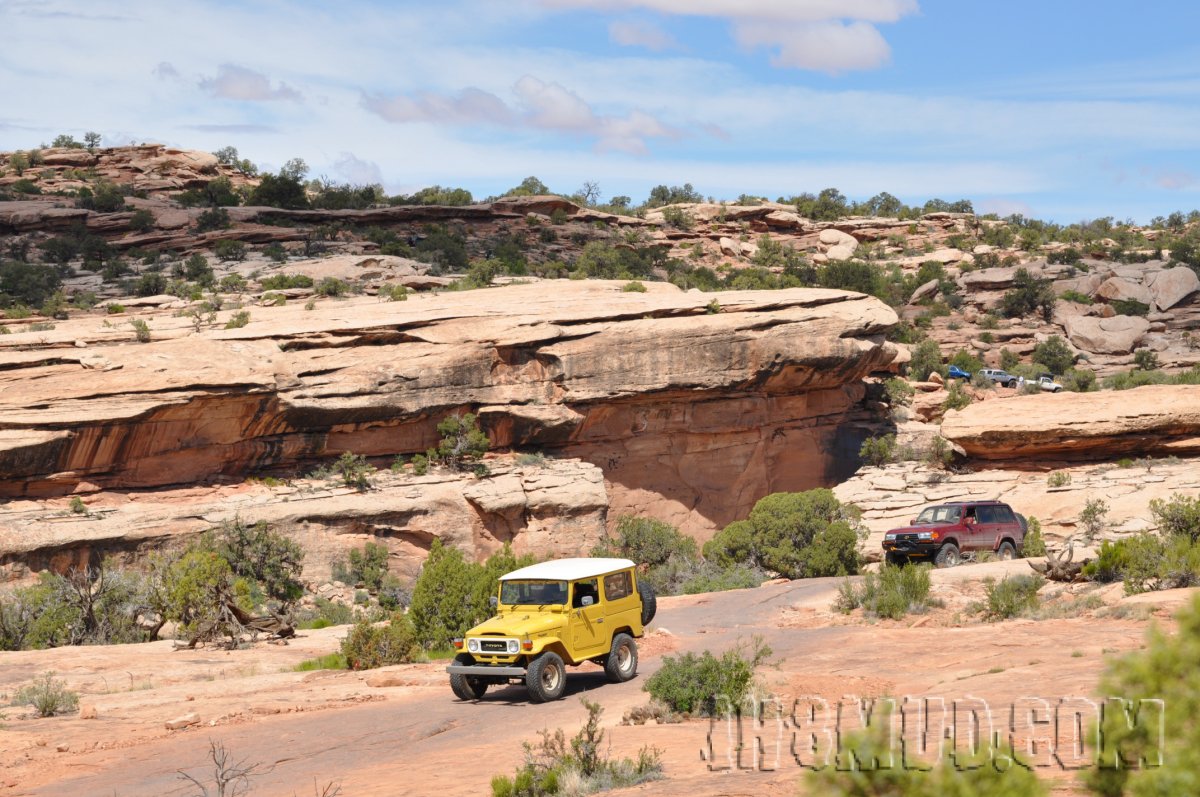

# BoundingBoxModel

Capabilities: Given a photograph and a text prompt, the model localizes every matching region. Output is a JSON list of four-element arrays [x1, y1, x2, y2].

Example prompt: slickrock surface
[[0, 281, 899, 539], [940, 385, 1200, 460]]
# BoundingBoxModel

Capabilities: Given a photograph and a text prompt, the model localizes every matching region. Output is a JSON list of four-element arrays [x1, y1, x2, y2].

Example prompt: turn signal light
[[452, 638, 463, 650], [522, 639, 533, 651]]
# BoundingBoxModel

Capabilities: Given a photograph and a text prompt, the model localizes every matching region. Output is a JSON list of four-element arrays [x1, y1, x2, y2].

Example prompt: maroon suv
[[881, 500, 1027, 567]]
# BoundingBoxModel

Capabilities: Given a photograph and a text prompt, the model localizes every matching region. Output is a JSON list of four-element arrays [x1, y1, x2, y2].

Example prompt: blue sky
[[2, 0, 1200, 222]]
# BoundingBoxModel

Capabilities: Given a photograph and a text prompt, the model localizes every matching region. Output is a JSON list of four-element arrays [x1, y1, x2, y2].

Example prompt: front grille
[[896, 534, 919, 542], [481, 640, 508, 653]]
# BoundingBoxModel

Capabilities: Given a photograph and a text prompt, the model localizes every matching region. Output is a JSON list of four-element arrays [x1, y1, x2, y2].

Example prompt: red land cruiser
[[881, 500, 1027, 567]]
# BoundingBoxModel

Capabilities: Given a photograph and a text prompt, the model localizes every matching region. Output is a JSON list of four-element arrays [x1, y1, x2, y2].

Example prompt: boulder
[[909, 279, 939, 303], [718, 237, 741, 258], [1095, 277, 1153, 307], [825, 243, 857, 261], [819, 228, 857, 247], [1062, 314, 1150, 354], [1147, 267, 1200, 311], [165, 712, 200, 730], [927, 248, 964, 264]]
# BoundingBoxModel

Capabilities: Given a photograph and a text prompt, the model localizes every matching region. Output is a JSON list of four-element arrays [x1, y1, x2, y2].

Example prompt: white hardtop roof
[[499, 558, 636, 582]]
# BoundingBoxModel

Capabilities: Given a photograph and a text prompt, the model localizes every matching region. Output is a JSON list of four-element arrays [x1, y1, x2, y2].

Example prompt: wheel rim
[[944, 549, 959, 566], [617, 644, 633, 673], [542, 662, 562, 692]]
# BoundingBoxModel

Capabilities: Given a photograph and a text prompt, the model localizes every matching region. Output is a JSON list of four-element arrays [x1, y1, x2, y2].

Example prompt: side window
[[995, 506, 1016, 523], [977, 506, 998, 523], [572, 578, 599, 608], [603, 571, 632, 601]]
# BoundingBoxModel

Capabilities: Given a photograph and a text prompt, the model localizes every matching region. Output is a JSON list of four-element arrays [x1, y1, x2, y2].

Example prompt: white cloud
[[363, 75, 681, 155], [199, 64, 302, 103], [734, 20, 892, 73], [541, 0, 918, 72], [153, 61, 180, 81], [608, 20, 678, 52]]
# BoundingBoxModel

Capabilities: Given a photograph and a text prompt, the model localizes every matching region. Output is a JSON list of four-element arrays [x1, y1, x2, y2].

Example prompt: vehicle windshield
[[499, 579, 568, 606], [915, 505, 963, 524]]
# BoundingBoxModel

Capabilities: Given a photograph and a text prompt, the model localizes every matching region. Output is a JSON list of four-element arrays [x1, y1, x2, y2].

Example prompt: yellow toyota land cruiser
[[446, 557, 656, 703]]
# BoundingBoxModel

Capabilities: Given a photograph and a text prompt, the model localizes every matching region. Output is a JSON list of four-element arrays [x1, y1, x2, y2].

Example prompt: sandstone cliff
[[0, 281, 900, 539]]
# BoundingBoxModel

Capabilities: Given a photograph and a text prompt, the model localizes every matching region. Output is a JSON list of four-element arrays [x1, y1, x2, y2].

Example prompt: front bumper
[[882, 540, 938, 558], [447, 665, 527, 677]]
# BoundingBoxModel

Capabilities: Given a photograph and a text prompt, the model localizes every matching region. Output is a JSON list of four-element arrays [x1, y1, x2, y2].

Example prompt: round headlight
[[507, 639, 519, 654], [467, 638, 479, 653]]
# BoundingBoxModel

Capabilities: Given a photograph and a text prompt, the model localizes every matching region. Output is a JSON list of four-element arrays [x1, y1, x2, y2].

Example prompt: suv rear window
[[977, 505, 999, 523], [603, 571, 632, 601], [994, 506, 1016, 523]]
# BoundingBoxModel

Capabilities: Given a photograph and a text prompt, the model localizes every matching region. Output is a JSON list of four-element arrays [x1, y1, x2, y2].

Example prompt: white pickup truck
[[1031, 375, 1064, 392]]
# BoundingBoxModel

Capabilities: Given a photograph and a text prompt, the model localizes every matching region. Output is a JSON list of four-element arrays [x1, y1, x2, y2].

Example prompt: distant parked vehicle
[[979, 368, 1019, 388], [1032, 374, 1064, 392], [947, 365, 972, 380]]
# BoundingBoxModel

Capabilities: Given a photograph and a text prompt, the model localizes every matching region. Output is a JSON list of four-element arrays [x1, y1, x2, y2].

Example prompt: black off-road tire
[[997, 541, 1017, 561], [935, 542, 962, 568], [604, 633, 638, 683], [885, 551, 909, 566], [449, 654, 488, 701], [526, 651, 567, 703], [637, 581, 657, 626]]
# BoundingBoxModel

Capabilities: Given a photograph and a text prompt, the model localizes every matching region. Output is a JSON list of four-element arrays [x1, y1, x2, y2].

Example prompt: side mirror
[[910, 518, 918, 526], [489, 596, 498, 608], [581, 596, 594, 607]]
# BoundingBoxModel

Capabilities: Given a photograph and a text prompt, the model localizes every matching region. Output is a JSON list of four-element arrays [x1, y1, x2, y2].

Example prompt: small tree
[[216, 519, 304, 605], [432, 413, 490, 470], [1001, 268, 1056, 321], [409, 538, 477, 648], [1080, 498, 1110, 541], [1133, 348, 1160, 371], [1033, 335, 1074, 374], [83, 131, 102, 151], [907, 339, 944, 381]]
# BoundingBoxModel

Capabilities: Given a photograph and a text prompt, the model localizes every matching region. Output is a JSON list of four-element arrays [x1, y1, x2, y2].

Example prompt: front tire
[[604, 634, 638, 683], [935, 542, 961, 568], [526, 652, 567, 703], [997, 541, 1017, 561], [450, 654, 488, 701]]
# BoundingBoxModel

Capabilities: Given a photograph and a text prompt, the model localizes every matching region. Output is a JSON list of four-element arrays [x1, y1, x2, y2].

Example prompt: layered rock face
[[0, 281, 899, 537], [941, 385, 1200, 461], [0, 459, 609, 584]]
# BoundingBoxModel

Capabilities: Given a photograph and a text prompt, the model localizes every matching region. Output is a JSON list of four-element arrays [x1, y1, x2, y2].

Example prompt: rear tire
[[604, 633, 638, 683], [637, 581, 657, 626], [885, 552, 909, 567], [450, 654, 488, 701], [997, 541, 1017, 561], [526, 652, 567, 703], [935, 542, 961, 568]]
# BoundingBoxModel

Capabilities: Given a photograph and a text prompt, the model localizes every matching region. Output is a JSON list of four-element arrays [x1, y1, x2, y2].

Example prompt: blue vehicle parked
[[947, 365, 972, 380]]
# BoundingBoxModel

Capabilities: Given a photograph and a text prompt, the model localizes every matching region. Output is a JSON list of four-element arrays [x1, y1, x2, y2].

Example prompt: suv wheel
[[935, 542, 961, 568], [526, 651, 567, 703], [604, 633, 638, 683], [637, 581, 657, 626], [450, 654, 488, 701], [997, 541, 1017, 561]]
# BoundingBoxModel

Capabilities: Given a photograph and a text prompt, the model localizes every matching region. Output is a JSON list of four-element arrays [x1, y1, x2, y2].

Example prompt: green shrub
[[943, 381, 972, 411], [835, 563, 933, 620], [378, 283, 408, 301], [410, 453, 429, 476], [644, 637, 771, 716], [298, 598, 354, 629], [883, 377, 914, 406], [1059, 289, 1093, 304], [1033, 335, 1075, 374], [129, 318, 150, 342], [408, 539, 535, 649], [1047, 471, 1071, 488], [1022, 517, 1047, 557], [195, 207, 231, 233], [679, 562, 765, 594], [11, 672, 79, 717], [1150, 494, 1200, 542], [316, 277, 349, 297], [431, 413, 489, 470], [491, 699, 663, 797], [332, 542, 390, 590], [859, 434, 896, 467], [1000, 268, 1055, 321], [1111, 299, 1150, 317], [260, 273, 312, 290], [1086, 593, 1200, 797], [907, 339, 944, 381], [621, 280, 647, 293], [331, 452, 373, 490], [1133, 348, 1160, 371], [982, 574, 1044, 620], [340, 614, 420, 670], [592, 516, 697, 569], [223, 310, 250, 329], [1063, 367, 1097, 392], [264, 243, 288, 263], [294, 652, 348, 671], [1080, 498, 1109, 539], [704, 490, 860, 579], [213, 239, 246, 262], [806, 723, 1047, 796]]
